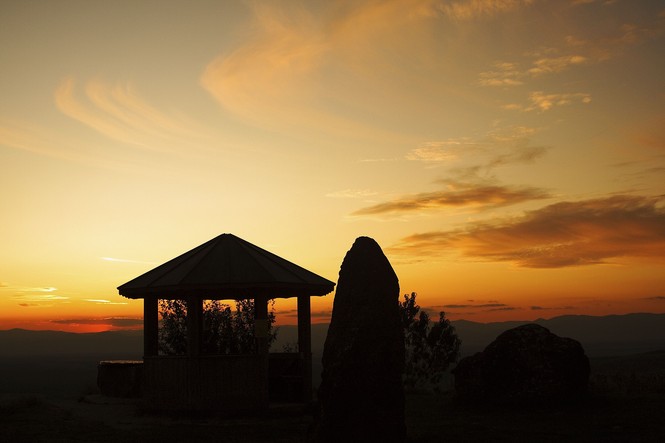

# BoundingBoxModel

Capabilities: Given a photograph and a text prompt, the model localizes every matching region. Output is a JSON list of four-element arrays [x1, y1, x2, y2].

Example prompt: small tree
[[159, 299, 188, 355], [158, 298, 277, 355], [400, 292, 461, 390]]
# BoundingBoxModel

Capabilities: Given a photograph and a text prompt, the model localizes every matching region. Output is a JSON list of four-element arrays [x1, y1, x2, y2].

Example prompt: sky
[[1, 0, 664, 332]]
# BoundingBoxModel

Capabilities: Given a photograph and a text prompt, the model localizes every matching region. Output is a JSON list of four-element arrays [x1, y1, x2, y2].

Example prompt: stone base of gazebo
[[142, 355, 266, 412], [141, 353, 310, 412], [97, 360, 143, 398]]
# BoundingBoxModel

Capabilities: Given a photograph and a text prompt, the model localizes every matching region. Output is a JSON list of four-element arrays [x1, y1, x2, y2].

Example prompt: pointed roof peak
[[118, 233, 335, 300]]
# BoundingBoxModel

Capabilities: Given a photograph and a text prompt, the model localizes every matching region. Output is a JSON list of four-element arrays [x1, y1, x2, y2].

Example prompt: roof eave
[[118, 282, 334, 300]]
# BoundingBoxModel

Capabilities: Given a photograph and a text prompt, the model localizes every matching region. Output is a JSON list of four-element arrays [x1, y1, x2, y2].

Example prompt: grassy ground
[[406, 392, 665, 442], [3, 391, 664, 442], [2, 352, 664, 442]]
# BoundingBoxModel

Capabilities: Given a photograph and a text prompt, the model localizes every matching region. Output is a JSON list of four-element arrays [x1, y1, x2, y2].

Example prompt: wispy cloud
[[3, 78, 212, 171], [479, 9, 665, 88], [437, 0, 534, 20], [406, 125, 547, 173], [55, 78, 209, 151], [506, 91, 592, 112], [631, 115, 665, 151], [0, 120, 92, 164], [431, 301, 519, 312], [200, 1, 334, 131], [531, 305, 575, 310], [529, 54, 588, 76], [100, 257, 158, 265], [364, 125, 552, 217], [407, 139, 485, 163], [51, 317, 143, 328], [13, 294, 70, 305], [83, 298, 128, 305], [478, 62, 525, 87], [389, 194, 665, 267], [200, 0, 534, 135], [478, 54, 586, 88], [6, 285, 69, 306], [325, 189, 378, 199], [9, 286, 59, 294], [441, 303, 508, 308], [353, 181, 550, 215]]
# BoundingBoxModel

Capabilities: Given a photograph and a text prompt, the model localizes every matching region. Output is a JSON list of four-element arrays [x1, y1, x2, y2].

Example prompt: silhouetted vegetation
[[400, 292, 461, 390], [158, 299, 276, 355], [2, 333, 664, 441]]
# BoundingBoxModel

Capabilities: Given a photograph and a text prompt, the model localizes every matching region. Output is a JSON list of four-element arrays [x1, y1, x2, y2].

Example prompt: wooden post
[[297, 295, 313, 403], [186, 296, 202, 357], [254, 295, 270, 408], [254, 296, 269, 354], [143, 295, 159, 357]]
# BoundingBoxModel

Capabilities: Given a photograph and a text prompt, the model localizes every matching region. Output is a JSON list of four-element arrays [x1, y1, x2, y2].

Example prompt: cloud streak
[[0, 120, 93, 164], [51, 317, 143, 328], [353, 181, 550, 215], [389, 194, 665, 267], [406, 126, 548, 172], [437, 0, 534, 20], [55, 78, 209, 151], [83, 298, 128, 305], [325, 189, 378, 199], [200, 0, 536, 135], [441, 303, 507, 308], [479, 12, 665, 87], [100, 257, 158, 265], [506, 91, 592, 112]]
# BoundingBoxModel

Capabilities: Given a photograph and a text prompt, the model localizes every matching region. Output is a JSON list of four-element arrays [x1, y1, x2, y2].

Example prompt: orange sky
[[1, 0, 664, 332]]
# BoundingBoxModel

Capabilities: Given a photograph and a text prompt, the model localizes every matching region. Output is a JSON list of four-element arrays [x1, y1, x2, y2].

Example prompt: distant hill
[[0, 328, 143, 357], [452, 313, 665, 357], [0, 329, 143, 395], [1, 313, 664, 395], [271, 312, 665, 358]]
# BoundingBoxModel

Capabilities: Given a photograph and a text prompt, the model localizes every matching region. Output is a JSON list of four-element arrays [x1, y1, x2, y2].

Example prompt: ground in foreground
[[1, 389, 664, 442]]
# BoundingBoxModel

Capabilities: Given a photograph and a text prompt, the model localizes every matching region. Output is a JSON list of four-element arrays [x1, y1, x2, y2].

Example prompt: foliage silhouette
[[158, 299, 276, 355], [400, 292, 461, 390]]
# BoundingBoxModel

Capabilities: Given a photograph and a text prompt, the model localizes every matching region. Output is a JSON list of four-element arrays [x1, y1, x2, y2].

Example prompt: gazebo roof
[[118, 233, 335, 299]]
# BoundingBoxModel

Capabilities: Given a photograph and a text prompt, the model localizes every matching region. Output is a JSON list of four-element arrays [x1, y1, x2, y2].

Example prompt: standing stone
[[314, 237, 405, 443]]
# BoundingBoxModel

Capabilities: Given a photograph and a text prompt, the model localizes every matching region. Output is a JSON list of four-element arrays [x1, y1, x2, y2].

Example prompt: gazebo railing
[[143, 353, 267, 411], [141, 352, 308, 411]]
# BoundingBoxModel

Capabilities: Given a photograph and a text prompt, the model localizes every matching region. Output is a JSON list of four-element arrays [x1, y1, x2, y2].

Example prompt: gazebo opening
[[114, 233, 335, 412], [156, 298, 277, 357]]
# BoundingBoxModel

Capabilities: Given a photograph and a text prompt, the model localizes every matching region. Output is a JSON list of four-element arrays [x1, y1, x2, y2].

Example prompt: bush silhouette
[[158, 299, 276, 355], [400, 292, 461, 390]]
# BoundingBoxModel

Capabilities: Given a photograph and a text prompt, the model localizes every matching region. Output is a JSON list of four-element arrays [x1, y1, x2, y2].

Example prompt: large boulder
[[314, 237, 405, 443], [453, 324, 589, 406]]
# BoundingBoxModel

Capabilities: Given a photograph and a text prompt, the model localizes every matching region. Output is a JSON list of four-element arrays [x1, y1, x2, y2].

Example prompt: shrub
[[400, 292, 461, 390], [158, 299, 276, 355]]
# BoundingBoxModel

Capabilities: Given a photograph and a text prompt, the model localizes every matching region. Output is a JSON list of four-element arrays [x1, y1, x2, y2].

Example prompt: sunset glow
[[1, 0, 664, 332]]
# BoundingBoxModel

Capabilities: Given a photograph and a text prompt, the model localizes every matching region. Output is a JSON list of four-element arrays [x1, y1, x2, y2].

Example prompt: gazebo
[[117, 233, 335, 411]]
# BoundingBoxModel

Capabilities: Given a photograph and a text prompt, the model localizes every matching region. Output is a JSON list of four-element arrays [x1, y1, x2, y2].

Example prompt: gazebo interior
[[117, 233, 335, 411]]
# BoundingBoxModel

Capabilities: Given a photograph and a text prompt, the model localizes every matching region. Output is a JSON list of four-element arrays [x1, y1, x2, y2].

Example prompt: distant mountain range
[[1, 313, 663, 395], [451, 313, 665, 356], [1, 312, 663, 359], [272, 312, 665, 358]]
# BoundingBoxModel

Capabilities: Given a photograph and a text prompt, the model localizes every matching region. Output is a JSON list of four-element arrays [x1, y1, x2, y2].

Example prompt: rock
[[314, 237, 405, 443], [453, 324, 589, 406]]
